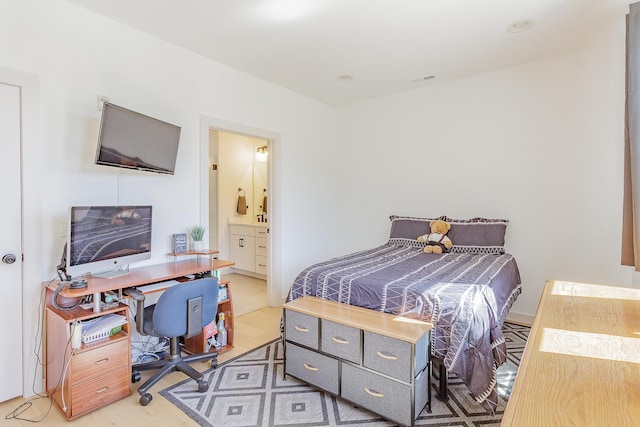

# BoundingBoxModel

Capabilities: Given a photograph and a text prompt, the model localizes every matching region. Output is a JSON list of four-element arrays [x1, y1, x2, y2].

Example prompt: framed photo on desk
[[172, 233, 188, 253]]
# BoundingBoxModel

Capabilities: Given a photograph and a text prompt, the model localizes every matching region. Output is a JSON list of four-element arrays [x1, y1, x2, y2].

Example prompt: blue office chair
[[127, 277, 219, 406]]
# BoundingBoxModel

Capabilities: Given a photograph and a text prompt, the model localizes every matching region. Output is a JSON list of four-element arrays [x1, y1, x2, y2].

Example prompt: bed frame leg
[[436, 362, 449, 402]]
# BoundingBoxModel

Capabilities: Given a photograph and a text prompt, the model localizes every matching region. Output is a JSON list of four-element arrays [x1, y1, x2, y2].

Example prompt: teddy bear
[[417, 219, 453, 254]]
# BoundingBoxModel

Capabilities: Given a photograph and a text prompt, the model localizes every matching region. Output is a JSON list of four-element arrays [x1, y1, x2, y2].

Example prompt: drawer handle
[[95, 386, 109, 394], [294, 325, 310, 333], [303, 363, 319, 372], [364, 387, 384, 398], [376, 351, 398, 361], [331, 336, 349, 345], [94, 358, 109, 365]]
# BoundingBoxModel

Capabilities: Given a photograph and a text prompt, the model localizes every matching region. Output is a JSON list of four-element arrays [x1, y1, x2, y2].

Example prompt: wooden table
[[501, 280, 640, 426]]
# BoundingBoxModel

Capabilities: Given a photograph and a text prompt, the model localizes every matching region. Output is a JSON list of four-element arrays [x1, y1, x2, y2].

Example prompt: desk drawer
[[285, 310, 319, 349], [286, 343, 338, 395], [71, 365, 130, 416], [71, 339, 129, 383]]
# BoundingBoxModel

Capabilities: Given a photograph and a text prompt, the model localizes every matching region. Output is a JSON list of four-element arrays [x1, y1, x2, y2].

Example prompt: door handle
[[2, 254, 16, 264]]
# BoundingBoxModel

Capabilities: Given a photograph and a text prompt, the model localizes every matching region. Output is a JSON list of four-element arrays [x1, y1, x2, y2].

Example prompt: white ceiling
[[66, 0, 631, 106]]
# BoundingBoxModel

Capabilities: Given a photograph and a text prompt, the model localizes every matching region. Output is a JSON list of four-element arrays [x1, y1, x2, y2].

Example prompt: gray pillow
[[388, 215, 445, 247], [444, 217, 508, 255]]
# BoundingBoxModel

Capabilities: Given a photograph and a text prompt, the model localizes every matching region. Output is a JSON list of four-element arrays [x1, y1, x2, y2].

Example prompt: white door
[[0, 82, 23, 402]]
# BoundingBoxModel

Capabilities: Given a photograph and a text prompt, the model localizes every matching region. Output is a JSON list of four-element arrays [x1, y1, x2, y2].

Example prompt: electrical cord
[[60, 347, 76, 413], [51, 281, 83, 311], [4, 279, 59, 423], [127, 302, 168, 363], [6, 273, 87, 422], [4, 282, 76, 423]]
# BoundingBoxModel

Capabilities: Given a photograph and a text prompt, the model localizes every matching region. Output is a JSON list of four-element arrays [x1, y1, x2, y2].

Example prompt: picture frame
[[172, 233, 188, 253]]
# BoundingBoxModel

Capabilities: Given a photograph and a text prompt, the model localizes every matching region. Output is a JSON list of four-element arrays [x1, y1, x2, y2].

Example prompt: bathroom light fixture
[[256, 145, 268, 162]]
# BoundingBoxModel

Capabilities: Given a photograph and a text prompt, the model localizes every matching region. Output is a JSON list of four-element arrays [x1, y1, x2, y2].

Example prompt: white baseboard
[[505, 311, 535, 326]]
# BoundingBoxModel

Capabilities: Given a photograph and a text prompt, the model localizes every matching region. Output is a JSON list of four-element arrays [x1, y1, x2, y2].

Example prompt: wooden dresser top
[[284, 296, 432, 343]]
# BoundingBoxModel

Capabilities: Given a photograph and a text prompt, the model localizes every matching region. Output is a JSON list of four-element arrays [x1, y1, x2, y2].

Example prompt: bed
[[285, 215, 522, 414]]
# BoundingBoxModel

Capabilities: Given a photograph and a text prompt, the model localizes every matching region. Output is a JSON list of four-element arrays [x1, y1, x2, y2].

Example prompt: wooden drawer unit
[[45, 303, 132, 420], [43, 258, 236, 420], [283, 296, 432, 427]]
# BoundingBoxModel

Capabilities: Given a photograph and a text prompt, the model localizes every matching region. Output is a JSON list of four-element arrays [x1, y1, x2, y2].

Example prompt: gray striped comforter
[[286, 243, 522, 414]]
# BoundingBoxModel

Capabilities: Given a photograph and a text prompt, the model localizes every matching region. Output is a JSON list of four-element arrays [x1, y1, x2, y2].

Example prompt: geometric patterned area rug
[[160, 322, 530, 427]]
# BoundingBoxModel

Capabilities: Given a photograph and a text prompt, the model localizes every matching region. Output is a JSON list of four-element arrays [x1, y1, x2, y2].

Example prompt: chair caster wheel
[[132, 371, 141, 383], [139, 393, 153, 406], [211, 360, 218, 369], [198, 380, 209, 393]]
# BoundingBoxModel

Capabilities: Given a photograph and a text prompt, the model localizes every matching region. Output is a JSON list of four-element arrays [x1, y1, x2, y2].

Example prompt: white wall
[[335, 10, 632, 320], [1, 0, 338, 397]]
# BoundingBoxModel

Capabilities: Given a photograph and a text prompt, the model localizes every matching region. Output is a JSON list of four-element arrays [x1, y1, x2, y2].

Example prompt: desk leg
[[93, 292, 101, 313]]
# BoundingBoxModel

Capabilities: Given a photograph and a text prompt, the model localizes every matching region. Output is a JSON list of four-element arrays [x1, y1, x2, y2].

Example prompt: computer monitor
[[66, 205, 152, 279]]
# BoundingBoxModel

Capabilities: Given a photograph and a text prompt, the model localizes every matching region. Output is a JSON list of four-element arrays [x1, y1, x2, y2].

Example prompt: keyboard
[[135, 280, 180, 294]]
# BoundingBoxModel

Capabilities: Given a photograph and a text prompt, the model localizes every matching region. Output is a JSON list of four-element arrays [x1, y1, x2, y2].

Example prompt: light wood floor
[[1, 277, 281, 426], [224, 273, 268, 317]]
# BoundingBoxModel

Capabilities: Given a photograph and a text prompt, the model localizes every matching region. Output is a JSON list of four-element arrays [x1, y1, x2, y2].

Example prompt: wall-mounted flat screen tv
[[67, 205, 152, 279], [95, 102, 181, 175]]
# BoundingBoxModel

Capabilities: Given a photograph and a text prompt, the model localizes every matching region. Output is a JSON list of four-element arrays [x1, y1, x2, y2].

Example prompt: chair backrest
[[151, 277, 219, 338]]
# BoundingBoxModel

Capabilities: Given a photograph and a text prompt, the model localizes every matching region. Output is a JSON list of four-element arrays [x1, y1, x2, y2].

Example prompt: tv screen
[[67, 205, 152, 278], [95, 102, 181, 175]]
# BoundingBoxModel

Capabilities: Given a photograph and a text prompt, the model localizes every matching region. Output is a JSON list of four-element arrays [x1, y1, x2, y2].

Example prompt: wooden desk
[[45, 258, 234, 420], [48, 258, 234, 299], [502, 280, 640, 426]]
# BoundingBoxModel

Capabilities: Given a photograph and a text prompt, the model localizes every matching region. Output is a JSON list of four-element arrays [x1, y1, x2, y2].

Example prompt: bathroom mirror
[[253, 153, 267, 220]]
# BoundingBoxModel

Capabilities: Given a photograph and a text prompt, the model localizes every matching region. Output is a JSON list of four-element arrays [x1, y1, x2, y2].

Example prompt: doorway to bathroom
[[199, 115, 279, 313]]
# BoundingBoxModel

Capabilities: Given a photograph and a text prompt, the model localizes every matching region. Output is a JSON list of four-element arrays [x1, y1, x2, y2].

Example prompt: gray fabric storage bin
[[285, 310, 319, 350], [285, 343, 339, 395], [321, 319, 361, 363], [363, 331, 412, 382], [341, 362, 411, 426]]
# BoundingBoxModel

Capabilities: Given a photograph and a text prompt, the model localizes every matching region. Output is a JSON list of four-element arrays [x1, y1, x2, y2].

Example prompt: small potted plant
[[188, 225, 205, 251]]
